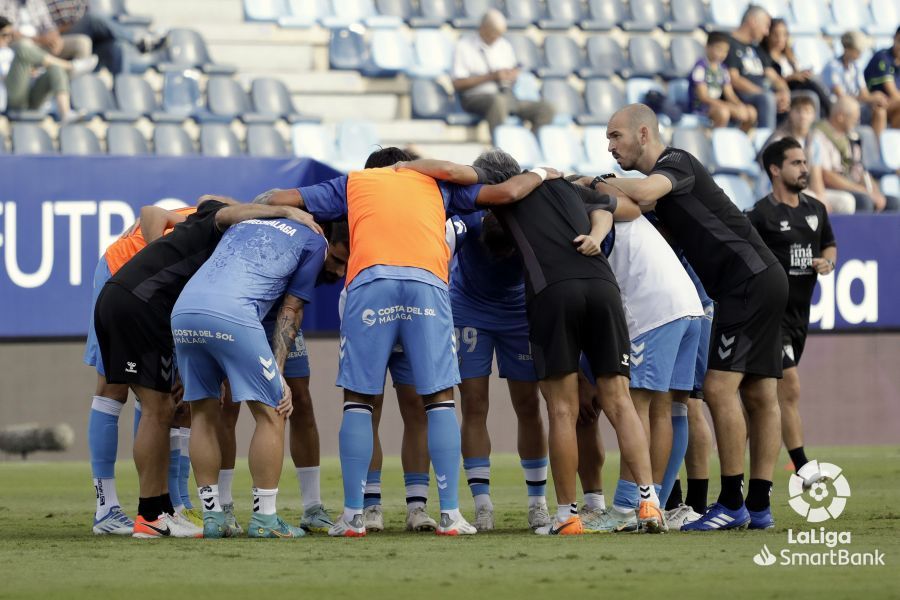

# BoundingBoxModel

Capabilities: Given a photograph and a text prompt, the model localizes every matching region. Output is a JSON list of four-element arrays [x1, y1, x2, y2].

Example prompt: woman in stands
[[759, 18, 831, 118]]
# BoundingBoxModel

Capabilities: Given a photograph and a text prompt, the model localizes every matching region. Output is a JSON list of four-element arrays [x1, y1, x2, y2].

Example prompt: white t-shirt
[[608, 216, 704, 340], [451, 33, 517, 97]]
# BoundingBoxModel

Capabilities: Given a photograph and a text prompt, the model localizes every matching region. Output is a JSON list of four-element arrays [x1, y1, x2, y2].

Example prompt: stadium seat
[[881, 174, 900, 198], [539, 35, 585, 78], [251, 77, 316, 123], [539, 0, 585, 30], [865, 0, 900, 36], [292, 122, 338, 162], [625, 78, 664, 105], [880, 129, 900, 171], [336, 120, 381, 170], [59, 124, 102, 155], [114, 74, 182, 123], [366, 28, 414, 76], [709, 0, 748, 30], [628, 37, 677, 79], [584, 79, 625, 124], [408, 29, 453, 78], [825, 0, 872, 36], [375, 0, 413, 21], [275, 0, 326, 28], [583, 0, 626, 31], [322, 0, 402, 28], [669, 37, 704, 78], [409, 0, 458, 28], [205, 76, 276, 124], [667, 0, 708, 33], [507, 33, 544, 74], [538, 125, 587, 172], [161, 70, 203, 120], [70, 74, 137, 121], [12, 123, 55, 154], [243, 0, 289, 22], [579, 126, 620, 174], [200, 123, 242, 157], [451, 0, 500, 28], [787, 0, 827, 35], [246, 124, 289, 157], [493, 124, 543, 168], [582, 36, 629, 78], [106, 123, 150, 155], [752, 127, 774, 152], [409, 79, 478, 125], [713, 174, 756, 211], [504, 0, 542, 28], [161, 29, 236, 75], [792, 37, 832, 75], [671, 126, 714, 169], [541, 80, 596, 125], [90, 0, 152, 26], [712, 128, 759, 175], [667, 78, 690, 112], [755, 0, 790, 18], [153, 123, 196, 156], [329, 28, 369, 71], [621, 0, 665, 31], [857, 125, 891, 177]]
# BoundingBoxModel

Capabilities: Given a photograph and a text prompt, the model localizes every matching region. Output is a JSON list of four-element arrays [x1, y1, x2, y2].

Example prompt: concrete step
[[208, 44, 315, 72], [291, 93, 399, 121], [271, 71, 408, 94], [374, 120, 482, 144], [411, 143, 488, 163], [192, 22, 330, 46], [128, 0, 244, 25]]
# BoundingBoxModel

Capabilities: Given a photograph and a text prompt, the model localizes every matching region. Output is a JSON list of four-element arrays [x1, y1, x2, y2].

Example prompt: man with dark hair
[[864, 26, 900, 129], [601, 103, 788, 531], [748, 137, 836, 484]]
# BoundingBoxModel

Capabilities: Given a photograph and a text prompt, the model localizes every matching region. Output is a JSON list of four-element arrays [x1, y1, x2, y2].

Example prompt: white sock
[[198, 484, 222, 512], [473, 493, 493, 512], [218, 469, 235, 505], [178, 427, 191, 457], [252, 487, 278, 516], [556, 502, 577, 522], [295, 466, 321, 510], [442, 508, 462, 522], [342, 507, 362, 522], [528, 495, 546, 509], [639, 484, 660, 507], [94, 478, 119, 518], [584, 492, 606, 510]]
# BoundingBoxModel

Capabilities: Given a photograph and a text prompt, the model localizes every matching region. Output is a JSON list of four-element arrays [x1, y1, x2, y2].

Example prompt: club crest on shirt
[[779, 220, 791, 232], [806, 215, 819, 231]]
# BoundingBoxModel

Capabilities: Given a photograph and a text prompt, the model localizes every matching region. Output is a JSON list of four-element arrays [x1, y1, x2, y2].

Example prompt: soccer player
[[93, 197, 317, 538], [172, 215, 346, 539], [404, 150, 668, 536], [451, 210, 550, 532], [748, 137, 837, 485], [85, 204, 193, 535], [600, 103, 788, 530], [257, 147, 556, 537]]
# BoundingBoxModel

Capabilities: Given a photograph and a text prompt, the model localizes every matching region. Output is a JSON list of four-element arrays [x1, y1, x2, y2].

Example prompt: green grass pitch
[[1, 446, 898, 599]]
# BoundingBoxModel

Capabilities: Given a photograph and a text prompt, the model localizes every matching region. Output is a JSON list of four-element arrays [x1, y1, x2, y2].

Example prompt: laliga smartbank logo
[[752, 461, 885, 567]]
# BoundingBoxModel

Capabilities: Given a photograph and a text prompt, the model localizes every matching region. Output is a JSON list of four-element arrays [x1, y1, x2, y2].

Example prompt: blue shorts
[[387, 344, 415, 387], [263, 322, 311, 379], [338, 279, 459, 395], [84, 256, 112, 376], [454, 324, 537, 382], [629, 316, 701, 392], [172, 312, 285, 407], [693, 302, 715, 398]]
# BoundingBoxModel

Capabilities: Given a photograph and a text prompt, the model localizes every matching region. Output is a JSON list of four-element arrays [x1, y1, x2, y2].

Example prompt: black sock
[[138, 495, 167, 519], [666, 479, 683, 511], [160, 493, 175, 516], [717, 474, 745, 510], [686, 478, 709, 514], [745, 479, 773, 512], [788, 447, 809, 472]]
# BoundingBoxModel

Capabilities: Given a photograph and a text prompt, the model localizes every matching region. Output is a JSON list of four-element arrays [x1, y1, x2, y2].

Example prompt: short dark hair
[[789, 94, 816, 111], [480, 211, 516, 259], [323, 220, 349, 246], [0, 16, 11, 29], [364, 146, 413, 169], [707, 31, 731, 47], [473, 148, 521, 183], [762, 137, 803, 181]]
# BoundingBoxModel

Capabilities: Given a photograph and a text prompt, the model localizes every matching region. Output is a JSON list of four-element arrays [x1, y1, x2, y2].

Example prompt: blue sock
[[88, 396, 121, 480], [425, 401, 461, 512], [521, 457, 549, 499], [167, 429, 182, 509], [404, 472, 429, 507], [339, 402, 374, 511], [178, 429, 193, 509], [133, 401, 141, 439], [463, 456, 490, 499], [364, 470, 382, 508], [660, 402, 689, 507], [613, 479, 639, 511]]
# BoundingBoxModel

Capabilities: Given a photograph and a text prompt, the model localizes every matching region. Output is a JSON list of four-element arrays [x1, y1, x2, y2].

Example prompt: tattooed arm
[[272, 294, 305, 372]]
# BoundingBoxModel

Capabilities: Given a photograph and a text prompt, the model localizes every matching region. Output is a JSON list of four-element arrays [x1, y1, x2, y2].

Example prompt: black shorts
[[781, 325, 808, 369], [94, 282, 176, 393], [708, 264, 788, 379], [527, 278, 630, 380]]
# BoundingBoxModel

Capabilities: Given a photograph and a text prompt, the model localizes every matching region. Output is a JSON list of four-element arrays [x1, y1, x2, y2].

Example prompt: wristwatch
[[590, 173, 617, 190]]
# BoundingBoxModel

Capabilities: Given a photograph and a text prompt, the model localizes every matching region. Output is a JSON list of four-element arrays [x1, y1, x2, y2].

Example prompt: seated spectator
[[0, 0, 91, 62], [451, 9, 554, 133], [809, 96, 899, 213], [726, 5, 789, 129], [689, 31, 756, 131], [863, 26, 900, 129], [46, 0, 164, 75], [759, 18, 830, 118], [0, 15, 96, 122], [823, 31, 889, 137]]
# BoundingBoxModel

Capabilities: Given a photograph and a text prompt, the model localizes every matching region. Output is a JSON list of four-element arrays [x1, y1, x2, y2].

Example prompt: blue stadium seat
[[825, 0, 872, 36], [541, 80, 596, 125], [625, 78, 664, 105], [621, 0, 664, 31], [161, 70, 203, 120], [628, 38, 677, 79], [584, 79, 625, 124], [712, 128, 759, 175], [880, 129, 900, 171], [200, 123, 242, 157], [336, 120, 381, 170], [71, 74, 138, 121], [667, 78, 690, 112], [409, 30, 453, 77], [154, 123, 196, 156], [504, 0, 542, 28], [583, 0, 625, 31], [881, 174, 900, 199], [276, 0, 327, 27], [251, 77, 317, 123], [507, 33, 544, 74], [582, 36, 629, 78], [792, 37, 832, 74], [667, 0, 708, 33], [752, 127, 773, 152], [539, 0, 585, 30], [787, 0, 827, 35], [580, 126, 620, 174], [857, 125, 892, 176], [161, 29, 236, 75], [671, 126, 714, 168], [205, 76, 276, 124], [243, 0, 289, 22], [865, 0, 900, 36], [59, 124, 102, 155], [292, 122, 338, 162], [493, 124, 543, 168], [90, 0, 152, 26], [713, 174, 756, 211], [366, 28, 413, 76], [106, 123, 150, 156], [375, 0, 413, 21], [114, 74, 182, 123], [12, 123, 54, 154], [452, 0, 500, 28], [709, 0, 748, 30], [756, 0, 789, 17], [329, 28, 369, 70], [539, 35, 585, 78], [669, 37, 704, 78], [322, 0, 403, 28], [247, 124, 290, 157], [538, 125, 588, 173], [410, 79, 478, 124], [410, 0, 458, 28]]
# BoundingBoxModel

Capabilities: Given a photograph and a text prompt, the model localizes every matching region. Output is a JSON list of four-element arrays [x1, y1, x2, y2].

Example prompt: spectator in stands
[[809, 96, 899, 213], [759, 18, 830, 118], [45, 0, 163, 75], [689, 31, 756, 132], [0, 0, 91, 62], [0, 14, 96, 122], [725, 5, 789, 129], [863, 26, 900, 129], [451, 9, 554, 133], [823, 31, 889, 138]]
